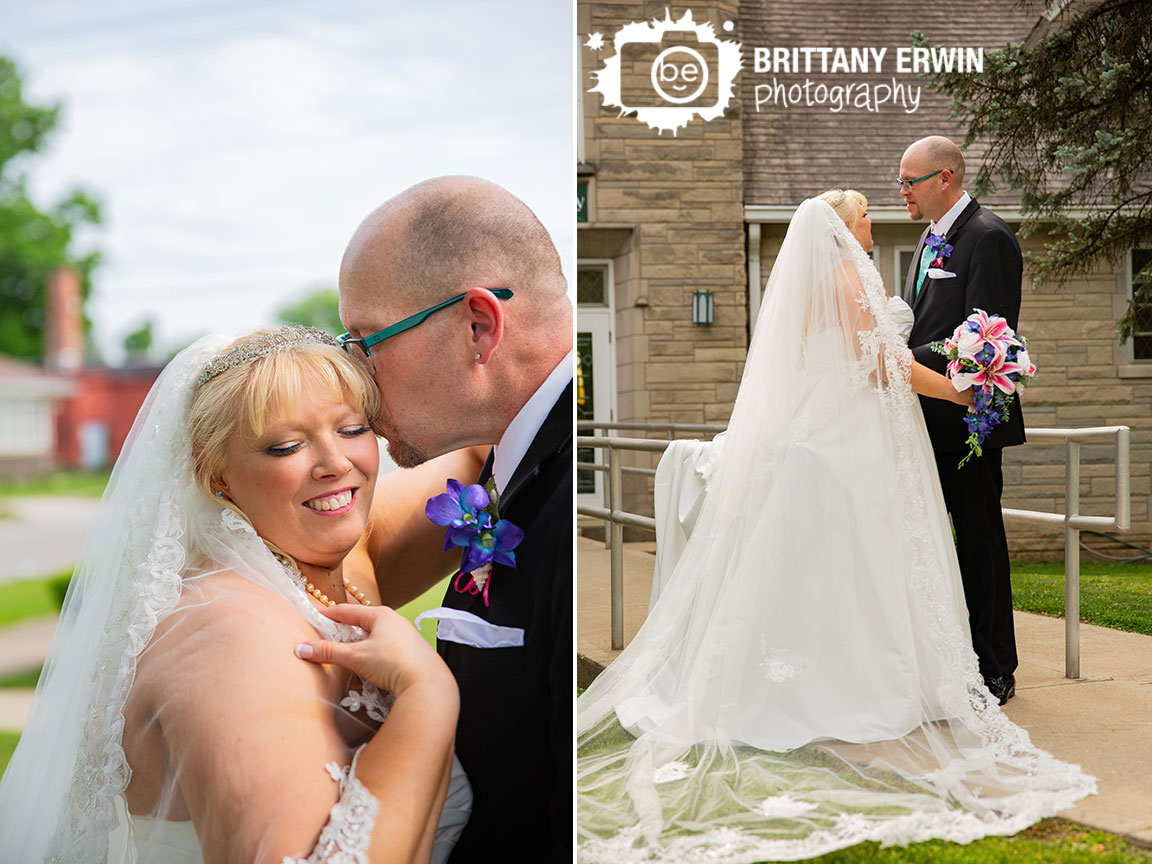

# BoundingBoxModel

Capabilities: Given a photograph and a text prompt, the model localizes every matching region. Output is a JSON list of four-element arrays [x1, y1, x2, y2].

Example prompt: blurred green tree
[[916, 0, 1151, 339], [277, 286, 343, 334], [122, 319, 154, 361], [0, 55, 102, 360]]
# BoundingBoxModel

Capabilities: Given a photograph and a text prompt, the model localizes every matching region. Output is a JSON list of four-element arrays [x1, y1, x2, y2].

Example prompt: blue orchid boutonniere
[[425, 479, 525, 606], [925, 232, 954, 270]]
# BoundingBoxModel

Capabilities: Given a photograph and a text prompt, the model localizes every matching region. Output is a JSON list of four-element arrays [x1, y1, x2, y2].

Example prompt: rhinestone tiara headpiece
[[828, 188, 847, 207], [196, 326, 340, 387]]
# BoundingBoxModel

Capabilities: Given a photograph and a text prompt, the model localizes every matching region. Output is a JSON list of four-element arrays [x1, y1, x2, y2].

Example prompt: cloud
[[2, 0, 572, 360]]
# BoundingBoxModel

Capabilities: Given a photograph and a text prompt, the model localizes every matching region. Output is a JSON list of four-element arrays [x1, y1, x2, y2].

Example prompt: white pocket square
[[415, 607, 525, 649], [926, 268, 957, 279]]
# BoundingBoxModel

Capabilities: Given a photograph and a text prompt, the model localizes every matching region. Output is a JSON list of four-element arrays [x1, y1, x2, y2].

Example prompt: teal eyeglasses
[[338, 288, 514, 372]]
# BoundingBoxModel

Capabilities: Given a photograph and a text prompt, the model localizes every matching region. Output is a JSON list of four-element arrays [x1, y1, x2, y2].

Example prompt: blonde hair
[[817, 188, 868, 230], [187, 331, 380, 501]]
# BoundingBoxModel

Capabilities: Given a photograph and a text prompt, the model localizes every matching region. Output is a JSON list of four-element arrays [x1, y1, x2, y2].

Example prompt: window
[[0, 398, 52, 456], [577, 266, 608, 306], [1131, 249, 1152, 360], [896, 247, 918, 298]]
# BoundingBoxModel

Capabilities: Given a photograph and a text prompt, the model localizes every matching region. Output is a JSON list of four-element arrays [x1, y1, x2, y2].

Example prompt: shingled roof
[[739, 0, 1039, 208]]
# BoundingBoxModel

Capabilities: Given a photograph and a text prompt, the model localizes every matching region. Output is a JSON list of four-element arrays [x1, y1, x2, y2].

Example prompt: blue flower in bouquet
[[425, 479, 493, 549], [933, 309, 1037, 467]]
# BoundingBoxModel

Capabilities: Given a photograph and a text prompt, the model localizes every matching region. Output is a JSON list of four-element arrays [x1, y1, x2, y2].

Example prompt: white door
[[576, 261, 616, 509]]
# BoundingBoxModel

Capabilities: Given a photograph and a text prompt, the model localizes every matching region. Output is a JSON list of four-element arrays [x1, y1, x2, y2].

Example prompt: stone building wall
[[1001, 233, 1151, 559], [579, 0, 746, 515], [578, 0, 1148, 559]]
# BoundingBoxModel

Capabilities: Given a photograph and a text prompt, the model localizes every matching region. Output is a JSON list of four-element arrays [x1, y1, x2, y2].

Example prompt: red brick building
[[0, 268, 162, 476], [54, 366, 162, 470]]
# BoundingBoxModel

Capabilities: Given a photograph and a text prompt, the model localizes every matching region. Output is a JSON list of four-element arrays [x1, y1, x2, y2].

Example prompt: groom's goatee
[[387, 436, 428, 469]]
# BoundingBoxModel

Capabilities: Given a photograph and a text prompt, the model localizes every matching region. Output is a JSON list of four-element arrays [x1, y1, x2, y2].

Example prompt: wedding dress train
[[576, 199, 1095, 862]]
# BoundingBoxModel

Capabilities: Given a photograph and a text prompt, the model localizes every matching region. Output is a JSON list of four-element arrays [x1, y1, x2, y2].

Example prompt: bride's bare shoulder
[[138, 569, 318, 688]]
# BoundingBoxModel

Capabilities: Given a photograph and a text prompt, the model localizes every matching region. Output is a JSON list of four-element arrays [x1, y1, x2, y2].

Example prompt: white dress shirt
[[930, 191, 972, 238], [491, 349, 574, 494]]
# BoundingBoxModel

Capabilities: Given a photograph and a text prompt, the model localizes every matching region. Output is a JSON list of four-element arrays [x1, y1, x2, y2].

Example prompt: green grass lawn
[[1011, 560, 1152, 636], [0, 730, 19, 777], [794, 818, 1152, 863], [0, 470, 110, 499], [0, 668, 40, 690], [0, 571, 70, 628]]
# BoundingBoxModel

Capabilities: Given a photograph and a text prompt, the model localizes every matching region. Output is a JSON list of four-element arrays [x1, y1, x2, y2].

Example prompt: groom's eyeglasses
[[338, 288, 515, 375], [896, 169, 945, 191]]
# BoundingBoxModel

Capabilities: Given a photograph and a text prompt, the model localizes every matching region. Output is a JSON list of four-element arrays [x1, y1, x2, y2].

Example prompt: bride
[[0, 326, 474, 863], [576, 192, 1096, 862]]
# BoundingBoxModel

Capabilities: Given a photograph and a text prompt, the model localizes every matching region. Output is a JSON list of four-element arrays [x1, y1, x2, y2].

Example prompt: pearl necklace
[[272, 552, 371, 607]]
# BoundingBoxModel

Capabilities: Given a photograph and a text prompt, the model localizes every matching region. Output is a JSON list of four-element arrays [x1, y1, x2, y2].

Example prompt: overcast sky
[[0, 0, 573, 364]]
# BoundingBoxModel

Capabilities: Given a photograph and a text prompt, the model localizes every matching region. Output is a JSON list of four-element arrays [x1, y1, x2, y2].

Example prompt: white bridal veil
[[576, 199, 1094, 862], [0, 335, 394, 863]]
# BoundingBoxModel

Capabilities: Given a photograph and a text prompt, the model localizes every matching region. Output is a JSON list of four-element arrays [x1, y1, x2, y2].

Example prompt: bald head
[[341, 176, 568, 317], [903, 136, 965, 186], [338, 176, 572, 465]]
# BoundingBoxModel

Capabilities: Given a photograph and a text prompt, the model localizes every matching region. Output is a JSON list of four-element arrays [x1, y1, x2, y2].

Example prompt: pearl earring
[[474, 353, 482, 361]]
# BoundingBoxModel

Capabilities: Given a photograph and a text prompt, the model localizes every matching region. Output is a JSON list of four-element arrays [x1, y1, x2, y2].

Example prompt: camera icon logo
[[589, 10, 742, 135], [618, 35, 720, 109], [652, 46, 710, 104]]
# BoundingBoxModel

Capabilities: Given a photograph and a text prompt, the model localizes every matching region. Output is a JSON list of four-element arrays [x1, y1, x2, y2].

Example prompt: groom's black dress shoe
[[984, 674, 1015, 705]]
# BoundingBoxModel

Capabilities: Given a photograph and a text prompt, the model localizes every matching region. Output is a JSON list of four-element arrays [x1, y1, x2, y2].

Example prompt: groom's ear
[[461, 287, 505, 363]]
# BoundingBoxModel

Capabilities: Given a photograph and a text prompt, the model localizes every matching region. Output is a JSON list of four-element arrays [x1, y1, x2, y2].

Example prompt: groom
[[899, 136, 1024, 705], [338, 177, 573, 862]]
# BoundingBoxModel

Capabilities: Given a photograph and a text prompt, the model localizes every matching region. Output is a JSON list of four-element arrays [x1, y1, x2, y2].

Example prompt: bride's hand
[[953, 387, 976, 410], [295, 604, 456, 698]]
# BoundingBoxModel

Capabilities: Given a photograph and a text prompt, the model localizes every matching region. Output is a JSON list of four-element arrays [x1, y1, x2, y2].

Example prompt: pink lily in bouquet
[[934, 309, 1036, 467]]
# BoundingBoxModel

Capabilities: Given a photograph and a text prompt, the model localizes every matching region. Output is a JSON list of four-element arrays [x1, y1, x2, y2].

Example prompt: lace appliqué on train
[[758, 637, 806, 683]]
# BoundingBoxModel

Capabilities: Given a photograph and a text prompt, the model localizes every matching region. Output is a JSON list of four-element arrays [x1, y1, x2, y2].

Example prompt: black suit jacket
[[903, 198, 1026, 453], [439, 382, 572, 864]]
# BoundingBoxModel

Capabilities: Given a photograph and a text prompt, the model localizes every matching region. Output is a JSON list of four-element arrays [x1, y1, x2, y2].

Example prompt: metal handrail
[[577, 436, 664, 648], [1001, 426, 1130, 679], [577, 422, 1131, 676], [576, 423, 726, 479], [577, 421, 727, 439]]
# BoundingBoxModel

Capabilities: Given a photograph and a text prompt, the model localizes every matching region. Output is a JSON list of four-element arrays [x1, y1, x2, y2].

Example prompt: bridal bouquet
[[933, 309, 1036, 468]]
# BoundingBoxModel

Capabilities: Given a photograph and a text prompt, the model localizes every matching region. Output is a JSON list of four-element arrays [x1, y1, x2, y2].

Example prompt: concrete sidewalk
[[0, 496, 99, 584], [577, 534, 1152, 845], [0, 615, 57, 730], [0, 617, 57, 732]]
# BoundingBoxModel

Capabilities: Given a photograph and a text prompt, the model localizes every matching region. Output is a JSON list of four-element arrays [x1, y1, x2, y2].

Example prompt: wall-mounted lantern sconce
[[692, 289, 714, 326]]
